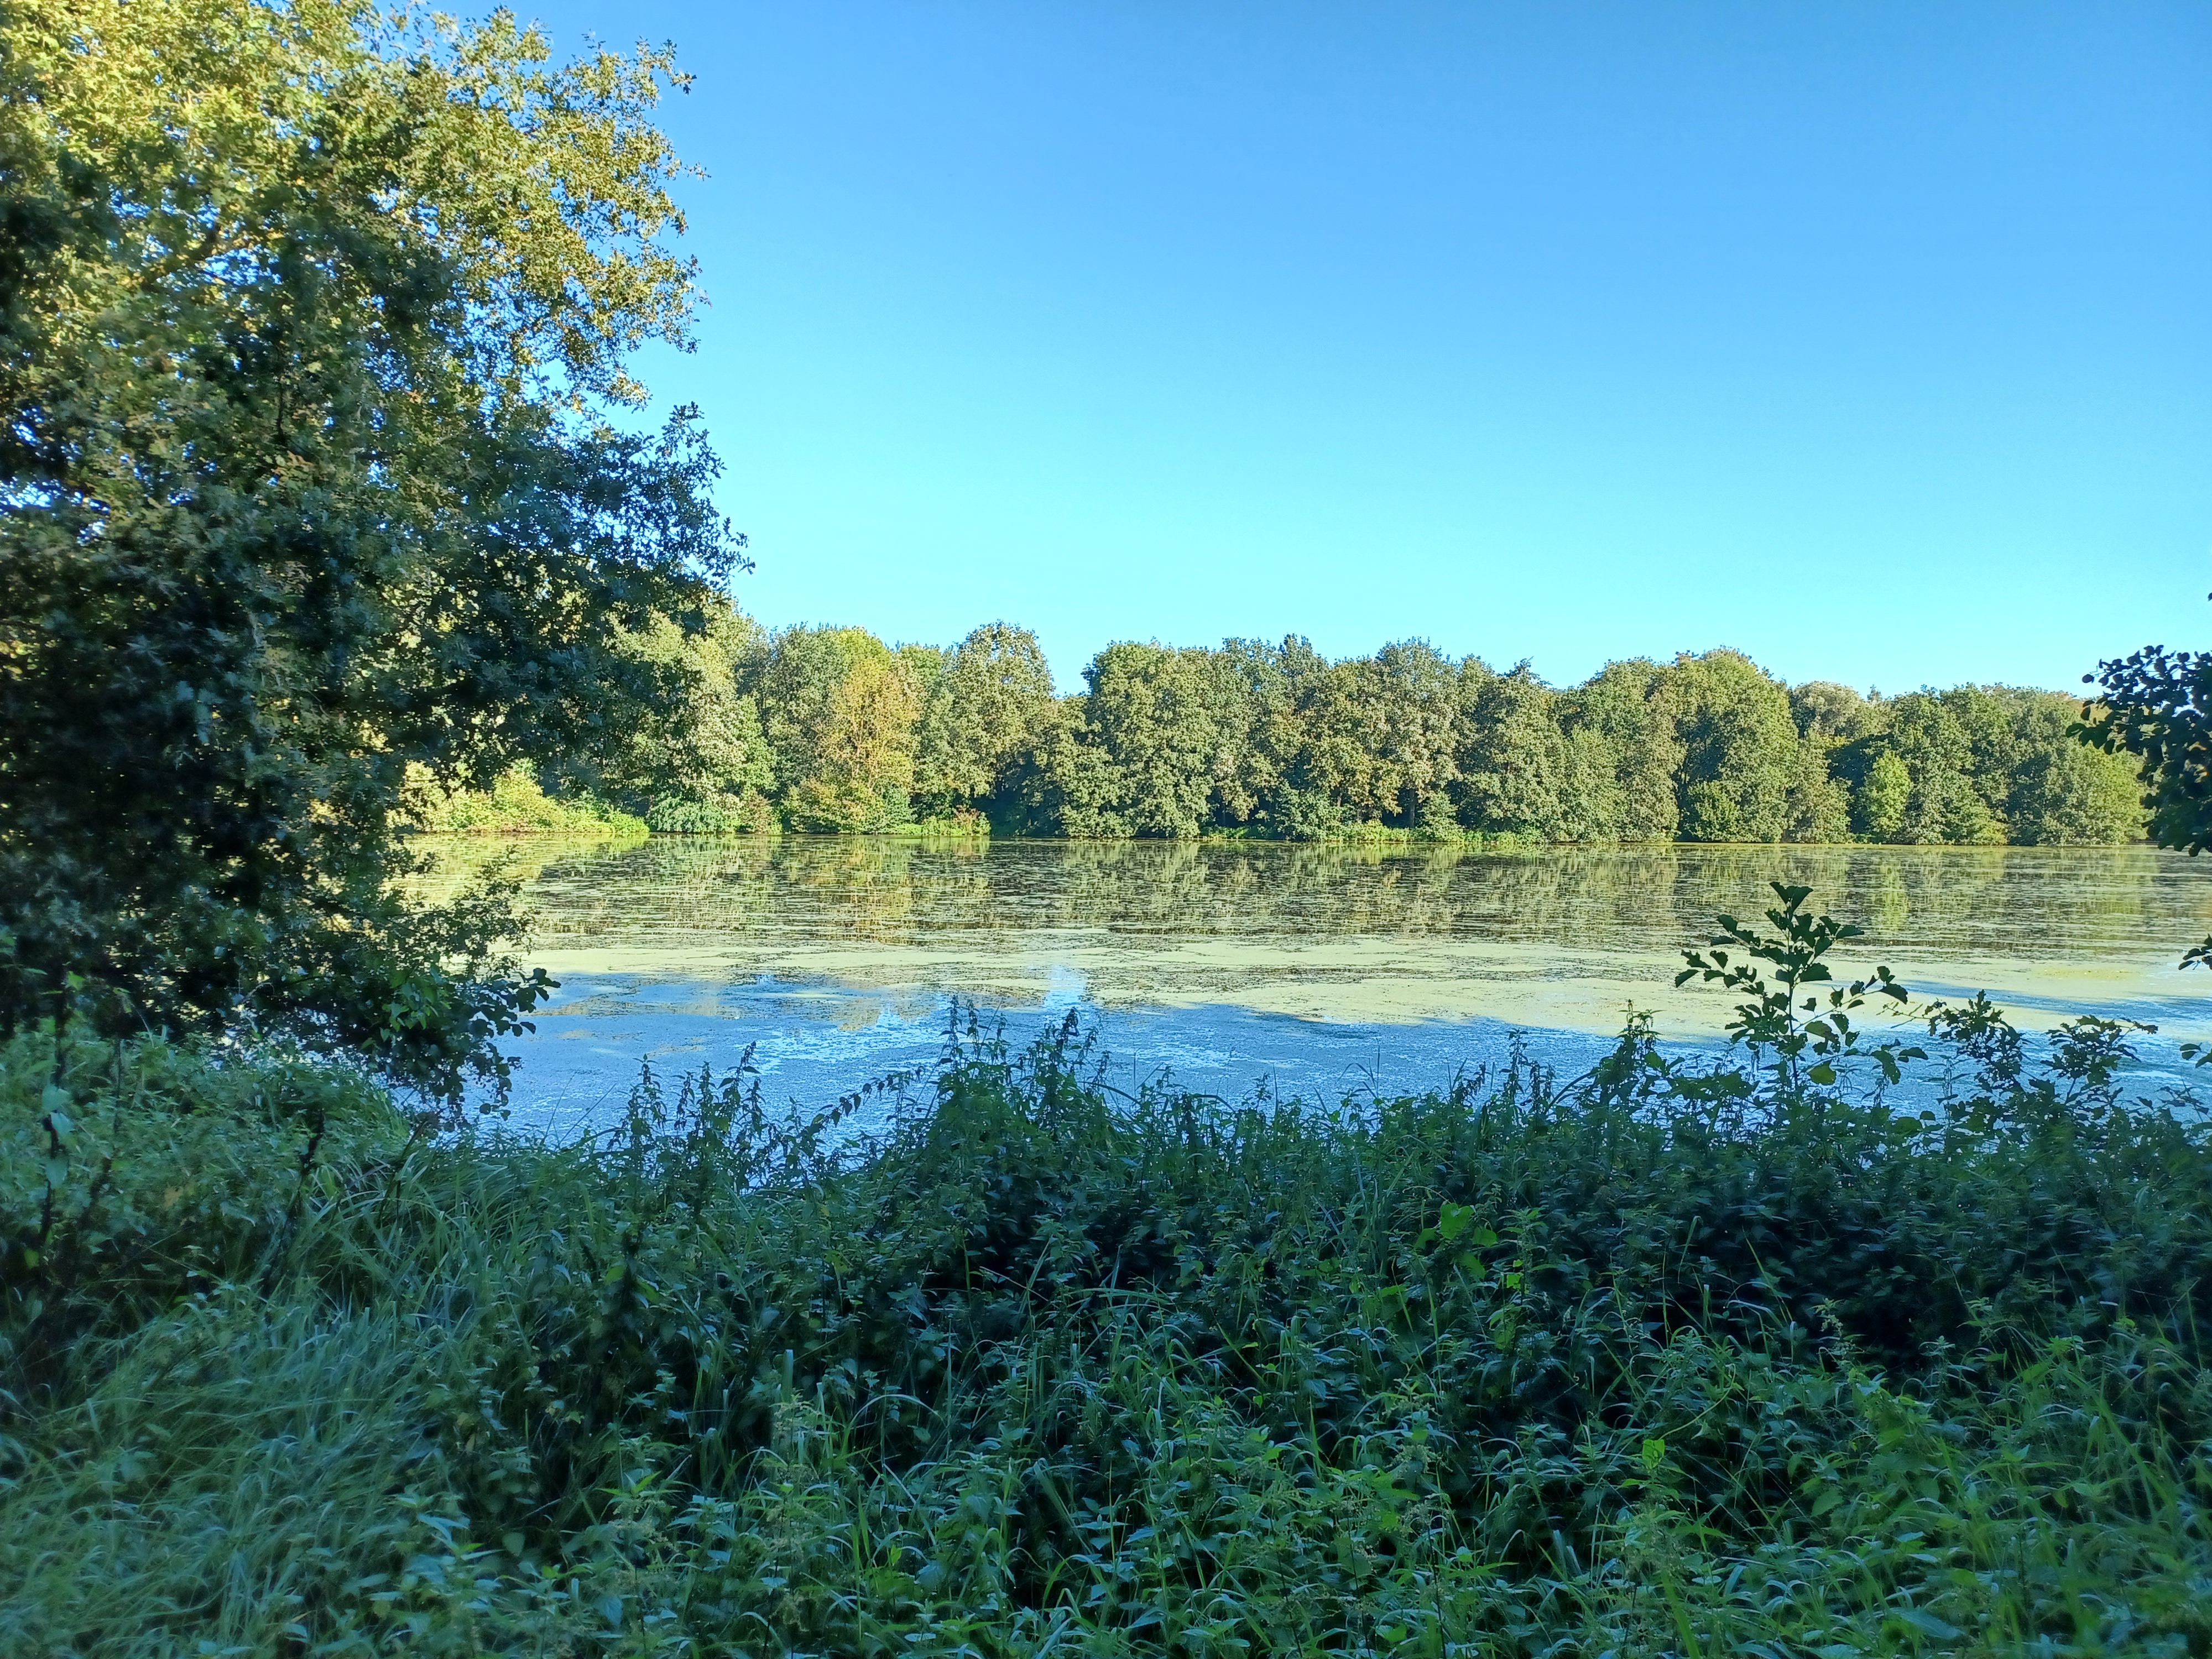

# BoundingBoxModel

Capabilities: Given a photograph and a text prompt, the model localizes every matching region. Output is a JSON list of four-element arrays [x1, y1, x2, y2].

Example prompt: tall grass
[[3, 992, 2208, 1653]]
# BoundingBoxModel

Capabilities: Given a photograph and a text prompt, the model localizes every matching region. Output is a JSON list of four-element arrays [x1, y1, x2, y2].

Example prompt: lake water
[[425, 837, 2212, 1134]]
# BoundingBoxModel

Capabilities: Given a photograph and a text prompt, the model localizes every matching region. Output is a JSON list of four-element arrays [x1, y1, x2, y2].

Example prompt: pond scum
[[2, 894, 2207, 1655]]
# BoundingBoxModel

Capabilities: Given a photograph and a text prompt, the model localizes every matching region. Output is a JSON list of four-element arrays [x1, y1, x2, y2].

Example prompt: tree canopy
[[563, 617, 2144, 853], [2079, 607, 2212, 967], [0, 0, 742, 1097]]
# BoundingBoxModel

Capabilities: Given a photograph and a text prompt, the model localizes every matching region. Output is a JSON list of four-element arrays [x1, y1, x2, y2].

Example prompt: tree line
[[560, 606, 2147, 846]]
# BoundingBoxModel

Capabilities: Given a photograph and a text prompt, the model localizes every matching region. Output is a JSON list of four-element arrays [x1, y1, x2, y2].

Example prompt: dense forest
[[487, 605, 2148, 846]]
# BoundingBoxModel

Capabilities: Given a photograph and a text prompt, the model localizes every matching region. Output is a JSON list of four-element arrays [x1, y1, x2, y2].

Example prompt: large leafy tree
[[2080, 633, 2212, 857], [1303, 640, 1460, 832], [2079, 613, 2212, 966], [0, 1, 743, 1098], [1062, 642, 1224, 840], [1565, 659, 1682, 842], [1666, 650, 1798, 843], [749, 627, 925, 832], [1454, 664, 1571, 839], [596, 600, 774, 831], [914, 623, 1056, 820]]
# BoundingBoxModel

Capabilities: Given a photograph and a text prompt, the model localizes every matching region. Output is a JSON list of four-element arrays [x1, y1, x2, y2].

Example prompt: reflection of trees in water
[[409, 836, 2205, 964]]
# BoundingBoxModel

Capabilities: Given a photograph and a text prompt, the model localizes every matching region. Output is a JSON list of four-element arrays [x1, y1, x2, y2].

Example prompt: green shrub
[[643, 791, 776, 835], [408, 764, 650, 838]]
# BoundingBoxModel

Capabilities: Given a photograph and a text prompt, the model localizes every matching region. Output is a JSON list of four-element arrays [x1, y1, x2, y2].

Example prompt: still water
[[427, 836, 2212, 1132]]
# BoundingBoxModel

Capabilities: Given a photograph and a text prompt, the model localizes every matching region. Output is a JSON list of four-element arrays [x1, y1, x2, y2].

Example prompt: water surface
[[426, 837, 2212, 1130]]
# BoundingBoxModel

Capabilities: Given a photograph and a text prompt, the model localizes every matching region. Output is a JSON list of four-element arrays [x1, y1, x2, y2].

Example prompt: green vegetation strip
[[497, 615, 2152, 847], [5, 1001, 2205, 1655]]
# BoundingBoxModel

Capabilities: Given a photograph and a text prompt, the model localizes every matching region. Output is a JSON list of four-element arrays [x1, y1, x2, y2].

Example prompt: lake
[[424, 836, 2212, 1132]]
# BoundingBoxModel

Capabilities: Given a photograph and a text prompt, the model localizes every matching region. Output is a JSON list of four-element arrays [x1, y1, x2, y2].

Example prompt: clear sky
[[522, 0, 2210, 693]]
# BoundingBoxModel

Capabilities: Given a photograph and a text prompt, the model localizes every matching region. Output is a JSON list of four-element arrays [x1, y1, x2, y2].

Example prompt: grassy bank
[[3, 1006, 2208, 1655]]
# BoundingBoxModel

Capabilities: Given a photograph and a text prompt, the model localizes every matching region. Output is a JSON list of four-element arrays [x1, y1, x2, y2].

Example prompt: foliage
[[1300, 640, 1464, 833], [1052, 643, 1228, 839], [1565, 659, 1683, 841], [404, 765, 649, 839], [0, 0, 741, 1098], [2, 917, 2206, 1653], [915, 624, 1058, 820], [593, 600, 775, 830], [744, 628, 928, 833], [1675, 881, 1917, 1092], [2080, 619, 2212, 857], [2078, 609, 2211, 971], [1453, 664, 1571, 838], [1667, 649, 1799, 842], [690, 625, 2142, 849], [1790, 679, 1888, 744]]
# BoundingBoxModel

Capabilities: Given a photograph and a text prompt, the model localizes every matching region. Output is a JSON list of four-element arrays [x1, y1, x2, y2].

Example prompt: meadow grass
[[3, 1000, 2208, 1655]]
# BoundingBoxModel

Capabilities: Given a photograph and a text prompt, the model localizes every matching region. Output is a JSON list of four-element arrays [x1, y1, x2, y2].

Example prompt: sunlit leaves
[[0, 0, 739, 1099]]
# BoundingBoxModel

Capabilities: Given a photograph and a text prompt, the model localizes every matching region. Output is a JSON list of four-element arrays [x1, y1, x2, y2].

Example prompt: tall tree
[[1056, 643, 1225, 839], [1455, 664, 1571, 838], [1297, 642, 1461, 830], [914, 623, 1056, 820], [1210, 636, 1339, 838], [1567, 660, 1682, 841], [748, 627, 923, 832], [1667, 651, 1798, 842], [596, 601, 774, 831], [2079, 617, 2211, 965], [1877, 694, 2004, 844], [0, 1, 740, 1097], [2079, 633, 2210, 855]]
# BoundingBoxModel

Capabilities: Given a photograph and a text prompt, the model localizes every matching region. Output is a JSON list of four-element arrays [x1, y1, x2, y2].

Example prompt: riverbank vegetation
[[487, 606, 2149, 847], [5, 896, 2207, 1655], [403, 766, 648, 841]]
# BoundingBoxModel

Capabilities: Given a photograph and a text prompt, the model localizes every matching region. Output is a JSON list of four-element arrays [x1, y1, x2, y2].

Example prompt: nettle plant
[[1677, 883, 1924, 1094]]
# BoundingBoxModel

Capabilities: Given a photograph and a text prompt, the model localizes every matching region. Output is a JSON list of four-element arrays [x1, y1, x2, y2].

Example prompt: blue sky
[[526, 0, 2210, 693]]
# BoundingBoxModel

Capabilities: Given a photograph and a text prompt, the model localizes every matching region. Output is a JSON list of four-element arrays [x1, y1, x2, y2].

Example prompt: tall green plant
[[6, 967, 2206, 1654], [1676, 882, 1919, 1091], [914, 623, 1057, 821]]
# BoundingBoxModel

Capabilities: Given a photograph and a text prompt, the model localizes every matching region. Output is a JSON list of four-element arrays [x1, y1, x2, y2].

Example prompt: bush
[[643, 791, 776, 835], [407, 765, 650, 838]]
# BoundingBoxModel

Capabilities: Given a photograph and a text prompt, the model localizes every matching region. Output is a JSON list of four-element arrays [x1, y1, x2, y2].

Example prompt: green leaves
[[2078, 606, 2212, 971], [1, 1, 740, 1100], [2079, 624, 2212, 858], [1679, 883, 1919, 1095], [7, 1001, 2211, 1654], [1417, 1201, 1500, 1256]]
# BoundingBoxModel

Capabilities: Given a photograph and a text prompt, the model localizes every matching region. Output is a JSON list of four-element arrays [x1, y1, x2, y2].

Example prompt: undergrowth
[[2, 890, 2208, 1655]]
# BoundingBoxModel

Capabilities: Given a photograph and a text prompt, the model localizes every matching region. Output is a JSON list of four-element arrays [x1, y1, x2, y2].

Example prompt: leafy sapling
[[1676, 883, 1923, 1093], [2078, 596, 2211, 972]]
